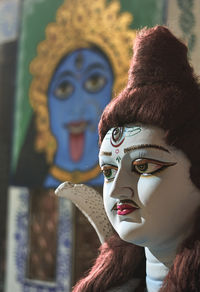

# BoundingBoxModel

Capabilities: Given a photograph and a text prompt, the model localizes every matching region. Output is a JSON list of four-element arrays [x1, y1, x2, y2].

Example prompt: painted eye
[[101, 165, 118, 182], [132, 159, 176, 175], [135, 163, 149, 173], [84, 74, 107, 93], [54, 81, 74, 99]]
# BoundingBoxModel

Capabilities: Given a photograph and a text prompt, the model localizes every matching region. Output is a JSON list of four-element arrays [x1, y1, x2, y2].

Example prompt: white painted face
[[99, 124, 200, 248]]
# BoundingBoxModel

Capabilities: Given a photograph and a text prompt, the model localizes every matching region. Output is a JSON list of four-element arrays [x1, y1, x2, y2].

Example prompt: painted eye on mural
[[101, 165, 118, 182], [132, 158, 176, 175], [54, 80, 74, 99], [84, 73, 107, 93]]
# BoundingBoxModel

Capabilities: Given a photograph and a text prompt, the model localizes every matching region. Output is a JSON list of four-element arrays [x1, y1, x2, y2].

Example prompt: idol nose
[[109, 168, 135, 200]]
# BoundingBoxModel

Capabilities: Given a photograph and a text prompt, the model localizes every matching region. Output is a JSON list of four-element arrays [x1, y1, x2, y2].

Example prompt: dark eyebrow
[[56, 63, 106, 81], [99, 151, 112, 156], [84, 63, 106, 74], [57, 71, 76, 80], [124, 144, 170, 153]]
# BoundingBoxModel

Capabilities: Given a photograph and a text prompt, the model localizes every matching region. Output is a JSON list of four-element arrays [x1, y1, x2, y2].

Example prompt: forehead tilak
[[74, 52, 84, 70]]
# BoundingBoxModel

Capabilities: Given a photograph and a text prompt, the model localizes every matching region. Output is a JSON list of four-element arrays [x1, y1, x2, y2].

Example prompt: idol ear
[[55, 182, 114, 243]]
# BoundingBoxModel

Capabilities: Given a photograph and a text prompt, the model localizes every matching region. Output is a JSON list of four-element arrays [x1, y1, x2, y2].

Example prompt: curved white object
[[55, 182, 113, 243]]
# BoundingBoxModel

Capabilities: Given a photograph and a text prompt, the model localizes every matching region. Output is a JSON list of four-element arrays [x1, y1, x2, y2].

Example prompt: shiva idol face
[[99, 124, 200, 248], [48, 48, 113, 183]]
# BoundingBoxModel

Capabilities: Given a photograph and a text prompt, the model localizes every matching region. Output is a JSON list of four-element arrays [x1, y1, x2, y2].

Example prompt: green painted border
[[12, 0, 63, 171]]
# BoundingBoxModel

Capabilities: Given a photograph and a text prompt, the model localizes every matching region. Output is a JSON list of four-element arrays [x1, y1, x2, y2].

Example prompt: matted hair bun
[[128, 25, 195, 88]]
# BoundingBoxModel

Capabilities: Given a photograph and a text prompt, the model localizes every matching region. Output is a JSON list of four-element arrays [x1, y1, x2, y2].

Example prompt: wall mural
[[13, 0, 135, 187], [6, 0, 138, 291]]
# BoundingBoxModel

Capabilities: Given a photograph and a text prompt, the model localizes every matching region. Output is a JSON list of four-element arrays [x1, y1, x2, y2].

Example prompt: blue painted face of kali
[[47, 48, 113, 184]]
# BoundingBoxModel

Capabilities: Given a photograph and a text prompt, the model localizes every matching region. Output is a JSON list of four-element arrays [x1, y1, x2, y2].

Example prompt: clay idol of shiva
[[56, 26, 200, 292]]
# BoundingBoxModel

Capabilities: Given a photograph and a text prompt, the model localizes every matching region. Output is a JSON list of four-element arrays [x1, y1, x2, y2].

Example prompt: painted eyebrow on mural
[[124, 144, 170, 153], [85, 63, 107, 74], [57, 71, 76, 80]]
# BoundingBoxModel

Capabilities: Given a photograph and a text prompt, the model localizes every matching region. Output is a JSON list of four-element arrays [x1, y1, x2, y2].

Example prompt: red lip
[[117, 204, 138, 215]]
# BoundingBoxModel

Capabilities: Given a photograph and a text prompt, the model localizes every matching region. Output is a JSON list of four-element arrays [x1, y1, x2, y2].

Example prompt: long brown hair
[[73, 234, 145, 292]]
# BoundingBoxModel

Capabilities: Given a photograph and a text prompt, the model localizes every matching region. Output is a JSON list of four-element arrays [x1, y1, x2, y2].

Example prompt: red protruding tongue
[[70, 132, 84, 162]]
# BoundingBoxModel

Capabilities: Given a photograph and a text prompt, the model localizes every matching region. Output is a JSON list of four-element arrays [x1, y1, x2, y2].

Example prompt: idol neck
[[145, 247, 172, 292], [144, 231, 188, 292]]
